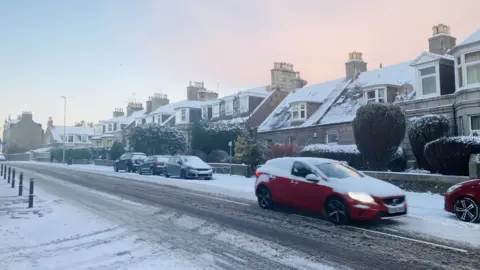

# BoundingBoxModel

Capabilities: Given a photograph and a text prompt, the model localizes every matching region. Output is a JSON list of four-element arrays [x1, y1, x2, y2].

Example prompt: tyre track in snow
[[12, 163, 480, 270]]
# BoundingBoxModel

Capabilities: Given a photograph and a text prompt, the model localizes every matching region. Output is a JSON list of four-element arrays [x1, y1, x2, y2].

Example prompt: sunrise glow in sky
[[1, 0, 479, 130]]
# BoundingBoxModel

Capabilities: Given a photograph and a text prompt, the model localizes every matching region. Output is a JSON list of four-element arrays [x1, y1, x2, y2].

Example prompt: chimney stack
[[126, 102, 144, 117], [152, 93, 170, 112], [113, 108, 124, 118], [47, 117, 53, 127], [146, 97, 153, 113], [429, 24, 456, 55], [345, 51, 367, 80]]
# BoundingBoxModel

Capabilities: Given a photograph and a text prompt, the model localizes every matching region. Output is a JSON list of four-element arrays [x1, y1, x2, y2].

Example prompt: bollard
[[18, 172, 23, 196], [1, 164, 3, 176], [11, 169, 15, 188], [7, 167, 11, 183], [3, 165, 6, 180], [28, 178, 34, 208]]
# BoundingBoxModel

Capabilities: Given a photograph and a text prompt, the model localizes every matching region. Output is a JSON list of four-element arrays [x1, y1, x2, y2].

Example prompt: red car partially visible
[[444, 179, 480, 223]]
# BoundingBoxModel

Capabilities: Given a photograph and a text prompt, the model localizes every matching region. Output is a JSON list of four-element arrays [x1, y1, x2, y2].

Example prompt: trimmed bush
[[408, 114, 449, 170], [300, 144, 406, 172], [352, 103, 406, 170], [266, 144, 303, 159], [424, 136, 480, 176]]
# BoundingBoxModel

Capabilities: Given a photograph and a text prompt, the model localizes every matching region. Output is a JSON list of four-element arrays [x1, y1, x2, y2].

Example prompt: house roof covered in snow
[[50, 125, 94, 142], [449, 28, 480, 54], [103, 109, 147, 125], [258, 61, 416, 132]]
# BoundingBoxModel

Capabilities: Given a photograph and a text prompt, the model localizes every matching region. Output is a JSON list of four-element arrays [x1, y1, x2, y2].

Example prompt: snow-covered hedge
[[408, 114, 449, 170], [300, 144, 406, 172], [424, 136, 480, 176]]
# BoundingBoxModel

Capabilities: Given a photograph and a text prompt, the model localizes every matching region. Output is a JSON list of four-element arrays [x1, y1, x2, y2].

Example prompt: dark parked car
[[136, 155, 171, 175], [114, 152, 147, 172], [164, 155, 213, 179]]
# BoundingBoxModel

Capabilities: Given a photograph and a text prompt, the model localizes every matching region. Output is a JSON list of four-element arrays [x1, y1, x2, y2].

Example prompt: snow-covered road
[[4, 161, 480, 269], [12, 161, 480, 249]]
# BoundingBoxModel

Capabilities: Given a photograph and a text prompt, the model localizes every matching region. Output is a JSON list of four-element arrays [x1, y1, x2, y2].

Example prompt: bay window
[[419, 66, 437, 96], [291, 102, 306, 121], [465, 51, 480, 85], [175, 108, 188, 124], [470, 115, 480, 135], [364, 88, 386, 103], [107, 123, 113, 132]]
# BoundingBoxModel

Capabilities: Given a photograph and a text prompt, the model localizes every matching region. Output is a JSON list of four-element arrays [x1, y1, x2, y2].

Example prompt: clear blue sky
[[1, 0, 478, 134]]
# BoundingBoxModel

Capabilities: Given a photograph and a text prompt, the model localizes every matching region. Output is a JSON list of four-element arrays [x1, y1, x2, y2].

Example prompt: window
[[291, 162, 313, 178], [315, 163, 362, 179], [470, 115, 480, 135], [107, 123, 113, 132], [201, 106, 208, 119], [225, 99, 233, 115], [68, 135, 74, 143], [326, 133, 338, 144], [420, 66, 437, 95], [266, 139, 273, 146], [465, 51, 480, 85], [175, 109, 188, 124], [212, 104, 219, 118], [240, 96, 249, 113], [365, 88, 386, 103], [114, 123, 117, 130], [291, 102, 306, 120], [288, 136, 296, 145]]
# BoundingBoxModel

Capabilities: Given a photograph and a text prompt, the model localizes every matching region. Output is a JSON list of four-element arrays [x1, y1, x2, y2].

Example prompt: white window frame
[[175, 108, 189, 124], [201, 106, 208, 119], [212, 103, 220, 118], [225, 99, 234, 115], [364, 87, 386, 103], [239, 95, 249, 113], [291, 102, 307, 121], [107, 123, 113, 132], [416, 62, 440, 98], [454, 45, 480, 91], [325, 132, 338, 144], [469, 115, 480, 135], [465, 50, 480, 86], [68, 135, 74, 143]]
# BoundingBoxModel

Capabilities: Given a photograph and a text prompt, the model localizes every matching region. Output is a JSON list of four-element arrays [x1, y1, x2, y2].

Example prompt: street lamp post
[[60, 96, 66, 163]]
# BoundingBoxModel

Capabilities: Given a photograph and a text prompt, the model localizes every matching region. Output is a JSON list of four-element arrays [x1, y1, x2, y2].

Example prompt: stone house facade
[[2, 111, 44, 154], [257, 24, 480, 167]]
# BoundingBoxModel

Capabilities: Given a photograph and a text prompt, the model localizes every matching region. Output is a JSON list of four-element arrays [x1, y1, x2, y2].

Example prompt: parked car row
[[113, 152, 479, 224], [113, 152, 213, 180]]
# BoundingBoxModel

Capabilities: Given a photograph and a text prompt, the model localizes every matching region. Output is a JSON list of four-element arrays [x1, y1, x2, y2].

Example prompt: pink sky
[[1, 0, 479, 129]]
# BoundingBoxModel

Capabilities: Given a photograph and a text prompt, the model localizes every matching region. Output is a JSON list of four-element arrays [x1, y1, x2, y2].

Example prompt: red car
[[255, 157, 407, 224], [444, 179, 480, 223]]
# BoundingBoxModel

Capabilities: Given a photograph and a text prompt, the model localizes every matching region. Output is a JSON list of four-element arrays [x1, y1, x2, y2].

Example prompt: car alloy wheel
[[257, 186, 274, 209], [325, 197, 350, 225], [180, 169, 187, 179], [151, 168, 155, 175], [137, 168, 142, 175], [114, 165, 118, 172], [454, 197, 479, 223]]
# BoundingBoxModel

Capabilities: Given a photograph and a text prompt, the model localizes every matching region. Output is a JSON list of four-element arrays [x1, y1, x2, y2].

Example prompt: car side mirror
[[306, 174, 320, 183]]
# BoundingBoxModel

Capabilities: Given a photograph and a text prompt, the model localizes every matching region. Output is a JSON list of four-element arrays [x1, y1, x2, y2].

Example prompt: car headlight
[[446, 184, 461, 193], [348, 192, 375, 204]]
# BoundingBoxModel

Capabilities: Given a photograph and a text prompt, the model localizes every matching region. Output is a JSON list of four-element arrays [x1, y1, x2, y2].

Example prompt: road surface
[[10, 163, 480, 270]]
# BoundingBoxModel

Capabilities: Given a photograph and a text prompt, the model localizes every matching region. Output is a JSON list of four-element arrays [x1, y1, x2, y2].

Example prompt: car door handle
[[290, 180, 299, 184], [269, 175, 276, 179]]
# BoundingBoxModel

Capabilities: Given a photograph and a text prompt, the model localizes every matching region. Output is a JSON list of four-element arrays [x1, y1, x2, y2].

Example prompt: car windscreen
[[315, 162, 362, 179], [132, 154, 146, 160], [156, 156, 170, 163], [182, 156, 206, 166]]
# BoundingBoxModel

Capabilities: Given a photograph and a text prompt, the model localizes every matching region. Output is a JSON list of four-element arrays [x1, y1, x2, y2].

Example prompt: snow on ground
[[11, 161, 480, 248], [0, 171, 212, 270]]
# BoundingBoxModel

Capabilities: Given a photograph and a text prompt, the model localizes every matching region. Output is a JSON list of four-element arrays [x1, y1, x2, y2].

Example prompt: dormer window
[[212, 103, 219, 118], [364, 88, 386, 103], [291, 102, 306, 121], [225, 99, 233, 115], [175, 108, 189, 124], [465, 51, 480, 85], [419, 66, 437, 96], [240, 96, 249, 113], [201, 106, 208, 119]]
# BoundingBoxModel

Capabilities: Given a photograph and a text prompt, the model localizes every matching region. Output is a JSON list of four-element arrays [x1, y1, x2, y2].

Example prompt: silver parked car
[[164, 155, 213, 179]]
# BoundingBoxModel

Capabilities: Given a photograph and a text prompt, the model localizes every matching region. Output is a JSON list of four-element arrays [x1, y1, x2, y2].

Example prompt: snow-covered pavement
[[0, 172, 220, 269], [9, 161, 480, 249]]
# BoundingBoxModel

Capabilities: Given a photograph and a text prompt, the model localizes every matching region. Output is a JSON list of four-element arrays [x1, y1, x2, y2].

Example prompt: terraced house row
[[62, 23, 480, 167]]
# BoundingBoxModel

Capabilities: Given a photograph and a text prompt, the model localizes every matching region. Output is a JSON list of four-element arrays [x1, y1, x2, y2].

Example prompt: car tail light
[[154, 162, 158, 166], [255, 170, 260, 177]]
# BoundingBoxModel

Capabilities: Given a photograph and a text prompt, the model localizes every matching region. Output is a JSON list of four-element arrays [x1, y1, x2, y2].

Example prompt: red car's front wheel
[[453, 197, 480, 223]]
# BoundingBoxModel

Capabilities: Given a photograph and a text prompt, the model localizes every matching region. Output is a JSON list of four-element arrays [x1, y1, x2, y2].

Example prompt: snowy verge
[[0, 170, 212, 269], [8, 161, 480, 248]]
